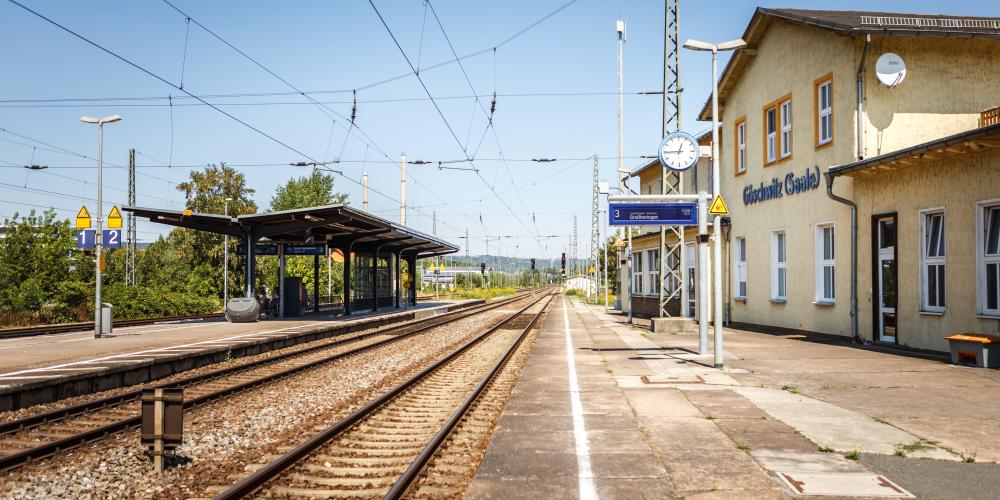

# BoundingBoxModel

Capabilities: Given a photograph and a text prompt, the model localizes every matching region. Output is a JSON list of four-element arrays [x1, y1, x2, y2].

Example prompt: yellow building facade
[[622, 9, 1000, 352]]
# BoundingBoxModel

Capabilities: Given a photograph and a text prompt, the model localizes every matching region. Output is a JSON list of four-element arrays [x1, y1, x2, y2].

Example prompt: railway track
[[213, 288, 556, 499], [0, 289, 541, 472]]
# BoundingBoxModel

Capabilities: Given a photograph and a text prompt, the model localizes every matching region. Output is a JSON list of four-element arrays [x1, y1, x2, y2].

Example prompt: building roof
[[697, 8, 1000, 121], [828, 122, 1000, 177], [126, 203, 458, 258]]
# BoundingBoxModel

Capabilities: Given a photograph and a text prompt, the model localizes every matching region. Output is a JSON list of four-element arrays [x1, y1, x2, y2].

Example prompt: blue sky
[[1, 0, 997, 258]]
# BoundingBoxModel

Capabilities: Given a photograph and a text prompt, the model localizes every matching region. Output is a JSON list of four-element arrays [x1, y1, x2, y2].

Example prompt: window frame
[[814, 73, 833, 149], [814, 223, 835, 303], [735, 236, 747, 300], [734, 117, 747, 176], [780, 99, 793, 159], [647, 249, 660, 297], [632, 250, 644, 296], [771, 230, 787, 301], [919, 207, 946, 313], [977, 199, 1000, 316], [764, 105, 777, 164]]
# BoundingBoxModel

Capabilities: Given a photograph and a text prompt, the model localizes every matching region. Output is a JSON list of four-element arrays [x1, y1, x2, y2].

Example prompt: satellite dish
[[875, 53, 906, 87]]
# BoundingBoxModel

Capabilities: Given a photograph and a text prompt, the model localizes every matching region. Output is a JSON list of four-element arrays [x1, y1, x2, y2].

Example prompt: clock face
[[659, 133, 699, 171]]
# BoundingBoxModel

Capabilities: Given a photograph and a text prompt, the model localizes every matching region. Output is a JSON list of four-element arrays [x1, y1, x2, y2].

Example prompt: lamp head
[[718, 39, 747, 51], [683, 39, 714, 51], [80, 116, 99, 124], [100, 115, 122, 124]]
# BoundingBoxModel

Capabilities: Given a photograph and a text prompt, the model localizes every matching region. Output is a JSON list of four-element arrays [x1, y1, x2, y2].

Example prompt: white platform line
[[562, 296, 597, 499], [0, 322, 326, 378]]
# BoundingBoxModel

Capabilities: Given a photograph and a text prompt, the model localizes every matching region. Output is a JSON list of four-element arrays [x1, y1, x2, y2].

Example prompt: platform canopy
[[125, 203, 458, 258]]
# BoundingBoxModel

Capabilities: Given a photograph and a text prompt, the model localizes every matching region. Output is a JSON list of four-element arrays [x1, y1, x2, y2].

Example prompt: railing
[[981, 106, 1000, 127]]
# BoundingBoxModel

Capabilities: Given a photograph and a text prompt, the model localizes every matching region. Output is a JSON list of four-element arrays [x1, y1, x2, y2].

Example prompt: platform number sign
[[103, 229, 122, 248], [76, 229, 96, 249]]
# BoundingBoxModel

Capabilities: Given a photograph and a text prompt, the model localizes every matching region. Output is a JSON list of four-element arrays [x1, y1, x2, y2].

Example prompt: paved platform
[[0, 300, 474, 410], [468, 296, 1000, 499]]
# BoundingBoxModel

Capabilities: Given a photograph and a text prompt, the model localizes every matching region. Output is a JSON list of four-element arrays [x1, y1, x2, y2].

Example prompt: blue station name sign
[[742, 166, 821, 206], [608, 203, 698, 226]]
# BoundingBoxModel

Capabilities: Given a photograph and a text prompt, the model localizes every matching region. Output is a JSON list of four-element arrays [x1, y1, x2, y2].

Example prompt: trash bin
[[101, 303, 113, 335]]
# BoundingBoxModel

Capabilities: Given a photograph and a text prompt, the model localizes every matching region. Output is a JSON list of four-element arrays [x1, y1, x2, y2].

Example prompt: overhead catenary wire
[[5, 0, 474, 238]]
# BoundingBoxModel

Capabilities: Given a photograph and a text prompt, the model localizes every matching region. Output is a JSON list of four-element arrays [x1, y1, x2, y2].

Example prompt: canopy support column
[[244, 229, 256, 298], [407, 254, 417, 306], [394, 251, 401, 309], [372, 248, 379, 311], [313, 254, 320, 314], [342, 245, 352, 315]]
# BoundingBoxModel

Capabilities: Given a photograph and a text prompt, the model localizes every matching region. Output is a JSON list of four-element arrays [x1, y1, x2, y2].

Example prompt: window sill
[[919, 310, 945, 316], [976, 314, 1000, 320], [769, 298, 787, 304], [734, 297, 746, 303], [815, 139, 833, 150], [812, 300, 836, 306]]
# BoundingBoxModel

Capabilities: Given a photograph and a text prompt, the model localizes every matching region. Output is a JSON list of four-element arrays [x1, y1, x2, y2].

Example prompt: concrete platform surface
[[0, 300, 471, 410], [467, 297, 1000, 499]]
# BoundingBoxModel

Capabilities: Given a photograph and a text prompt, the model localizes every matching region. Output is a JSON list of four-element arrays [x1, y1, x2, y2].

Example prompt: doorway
[[873, 215, 898, 343]]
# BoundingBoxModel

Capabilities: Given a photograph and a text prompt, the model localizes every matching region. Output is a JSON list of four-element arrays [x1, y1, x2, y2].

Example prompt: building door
[[874, 215, 898, 343], [685, 242, 696, 318]]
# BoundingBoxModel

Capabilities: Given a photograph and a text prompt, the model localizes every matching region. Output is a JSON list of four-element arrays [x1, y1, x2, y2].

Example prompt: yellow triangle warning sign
[[107, 205, 123, 229], [75, 206, 91, 229], [709, 195, 729, 216]]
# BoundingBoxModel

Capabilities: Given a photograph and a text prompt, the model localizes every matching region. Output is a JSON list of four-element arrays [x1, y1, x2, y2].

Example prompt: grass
[[735, 442, 751, 451], [893, 439, 939, 457], [818, 446, 835, 453], [781, 384, 800, 395], [844, 449, 860, 460], [961, 451, 977, 463], [704, 415, 715, 420], [454, 287, 516, 300]]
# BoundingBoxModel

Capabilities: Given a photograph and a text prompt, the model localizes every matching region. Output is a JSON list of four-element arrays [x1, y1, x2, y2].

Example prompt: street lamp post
[[683, 38, 746, 368], [80, 114, 122, 339], [224, 197, 233, 307]]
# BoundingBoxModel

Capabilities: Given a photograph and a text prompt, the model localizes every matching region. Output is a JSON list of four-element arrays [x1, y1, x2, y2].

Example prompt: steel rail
[[213, 286, 556, 500], [385, 291, 555, 499], [0, 291, 536, 472]]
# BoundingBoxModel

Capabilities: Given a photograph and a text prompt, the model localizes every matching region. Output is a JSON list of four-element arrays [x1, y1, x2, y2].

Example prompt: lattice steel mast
[[126, 148, 137, 287], [659, 0, 687, 318]]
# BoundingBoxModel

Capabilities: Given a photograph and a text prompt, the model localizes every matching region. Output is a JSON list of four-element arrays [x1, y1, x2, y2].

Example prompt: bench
[[945, 334, 1000, 368]]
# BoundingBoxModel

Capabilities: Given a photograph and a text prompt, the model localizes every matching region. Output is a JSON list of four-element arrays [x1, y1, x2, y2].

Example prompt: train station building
[[127, 204, 457, 317], [686, 8, 1000, 352]]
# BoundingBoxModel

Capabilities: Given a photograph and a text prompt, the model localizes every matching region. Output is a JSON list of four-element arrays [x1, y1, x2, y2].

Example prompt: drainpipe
[[824, 171, 859, 342], [856, 34, 871, 160]]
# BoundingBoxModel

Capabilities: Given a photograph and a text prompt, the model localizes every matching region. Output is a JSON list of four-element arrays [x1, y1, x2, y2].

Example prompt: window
[[765, 106, 777, 163], [921, 210, 946, 312], [815, 225, 835, 302], [978, 201, 1000, 316], [647, 249, 660, 296], [771, 231, 787, 301], [735, 237, 747, 299], [632, 251, 644, 295], [780, 99, 792, 158], [815, 75, 833, 147], [735, 118, 747, 175]]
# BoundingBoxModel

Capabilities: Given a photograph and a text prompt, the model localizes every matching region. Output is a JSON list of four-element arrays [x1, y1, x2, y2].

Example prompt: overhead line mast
[[659, 0, 687, 320]]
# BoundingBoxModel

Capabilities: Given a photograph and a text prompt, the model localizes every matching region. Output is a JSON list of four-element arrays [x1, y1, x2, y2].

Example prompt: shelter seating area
[[126, 204, 458, 318]]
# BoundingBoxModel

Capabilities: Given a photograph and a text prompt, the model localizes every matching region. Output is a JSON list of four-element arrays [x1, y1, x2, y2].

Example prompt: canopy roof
[[126, 204, 458, 258]]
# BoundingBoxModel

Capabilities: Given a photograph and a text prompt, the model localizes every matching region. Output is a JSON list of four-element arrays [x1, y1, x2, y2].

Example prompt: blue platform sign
[[284, 244, 326, 256], [236, 244, 279, 256], [103, 229, 122, 248], [76, 229, 96, 249], [608, 203, 698, 226]]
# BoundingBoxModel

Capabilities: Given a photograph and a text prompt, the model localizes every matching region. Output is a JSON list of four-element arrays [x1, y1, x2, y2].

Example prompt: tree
[[257, 170, 350, 299], [270, 170, 347, 211], [173, 163, 258, 300]]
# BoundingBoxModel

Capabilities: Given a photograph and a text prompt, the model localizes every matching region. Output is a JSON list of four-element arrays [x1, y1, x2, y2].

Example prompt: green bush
[[455, 287, 516, 300]]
